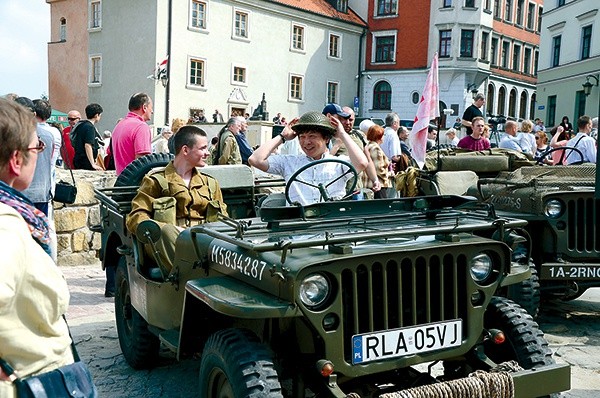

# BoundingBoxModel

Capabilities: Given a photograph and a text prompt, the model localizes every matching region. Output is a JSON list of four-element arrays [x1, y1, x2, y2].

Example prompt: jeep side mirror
[[137, 220, 161, 244]]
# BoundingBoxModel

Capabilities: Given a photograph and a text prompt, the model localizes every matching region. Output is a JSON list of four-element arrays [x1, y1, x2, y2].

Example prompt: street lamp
[[160, 74, 169, 88], [466, 84, 479, 99], [581, 73, 600, 200], [582, 74, 598, 96]]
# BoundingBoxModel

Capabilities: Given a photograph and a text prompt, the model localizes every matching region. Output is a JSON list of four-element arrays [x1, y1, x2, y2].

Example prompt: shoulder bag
[[0, 316, 98, 398], [54, 133, 78, 204]]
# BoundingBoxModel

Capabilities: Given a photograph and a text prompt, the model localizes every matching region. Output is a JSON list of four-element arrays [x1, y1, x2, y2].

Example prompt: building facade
[[359, 0, 542, 128], [536, 0, 600, 128], [47, 0, 366, 133], [47, 0, 89, 115]]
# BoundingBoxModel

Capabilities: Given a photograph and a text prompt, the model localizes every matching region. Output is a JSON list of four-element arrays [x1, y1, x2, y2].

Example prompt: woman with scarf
[[0, 99, 74, 396]]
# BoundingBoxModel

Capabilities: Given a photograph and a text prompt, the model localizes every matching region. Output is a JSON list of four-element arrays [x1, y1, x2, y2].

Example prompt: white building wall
[[537, 0, 600, 126], [88, 0, 363, 133]]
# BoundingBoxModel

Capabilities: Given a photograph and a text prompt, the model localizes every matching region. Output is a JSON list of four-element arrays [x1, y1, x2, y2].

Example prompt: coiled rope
[[352, 361, 522, 398]]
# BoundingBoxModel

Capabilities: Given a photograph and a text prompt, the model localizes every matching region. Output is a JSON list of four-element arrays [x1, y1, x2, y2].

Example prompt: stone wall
[[54, 169, 116, 266]]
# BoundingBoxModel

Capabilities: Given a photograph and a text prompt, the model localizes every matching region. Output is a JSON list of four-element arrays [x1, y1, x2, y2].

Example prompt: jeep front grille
[[566, 197, 600, 253], [341, 254, 468, 362]]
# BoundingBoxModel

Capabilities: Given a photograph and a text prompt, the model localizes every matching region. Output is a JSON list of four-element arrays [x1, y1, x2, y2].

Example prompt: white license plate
[[352, 319, 462, 364]]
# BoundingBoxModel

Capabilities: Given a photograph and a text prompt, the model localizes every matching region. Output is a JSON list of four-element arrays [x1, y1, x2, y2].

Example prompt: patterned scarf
[[0, 180, 52, 256]]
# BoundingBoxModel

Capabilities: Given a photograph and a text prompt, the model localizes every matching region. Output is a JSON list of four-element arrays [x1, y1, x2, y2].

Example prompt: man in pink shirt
[[112, 93, 153, 174]]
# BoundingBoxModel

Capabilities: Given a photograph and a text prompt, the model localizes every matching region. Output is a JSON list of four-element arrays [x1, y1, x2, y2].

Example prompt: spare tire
[[115, 153, 174, 187]]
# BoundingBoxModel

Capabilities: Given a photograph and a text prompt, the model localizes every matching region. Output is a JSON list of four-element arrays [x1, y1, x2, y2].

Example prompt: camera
[[487, 115, 507, 126]]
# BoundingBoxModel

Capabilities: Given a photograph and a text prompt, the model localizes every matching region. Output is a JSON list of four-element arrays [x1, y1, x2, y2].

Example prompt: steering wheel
[[285, 158, 358, 205], [535, 146, 584, 165]]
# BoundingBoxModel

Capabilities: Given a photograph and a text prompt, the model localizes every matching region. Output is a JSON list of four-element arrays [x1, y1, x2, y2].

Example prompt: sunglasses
[[68, 117, 80, 121], [27, 138, 46, 153]]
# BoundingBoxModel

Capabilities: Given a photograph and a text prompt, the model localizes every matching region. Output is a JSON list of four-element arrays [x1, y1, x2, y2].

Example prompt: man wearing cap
[[249, 111, 368, 205], [324, 105, 380, 193]]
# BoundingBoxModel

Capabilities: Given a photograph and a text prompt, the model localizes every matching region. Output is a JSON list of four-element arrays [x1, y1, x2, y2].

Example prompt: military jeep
[[95, 154, 569, 397], [416, 146, 599, 305]]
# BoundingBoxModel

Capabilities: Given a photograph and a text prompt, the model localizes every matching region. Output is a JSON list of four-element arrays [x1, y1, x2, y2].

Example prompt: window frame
[[439, 29, 452, 58], [328, 31, 342, 60], [526, 3, 535, 30], [512, 44, 521, 71], [491, 37, 498, 65], [373, 80, 392, 110], [547, 95, 557, 127], [505, 0, 513, 22], [552, 35, 561, 67], [501, 40, 510, 68], [443, 0, 453, 8], [232, 8, 250, 41], [189, 0, 208, 31], [290, 23, 306, 53], [231, 64, 247, 86], [289, 73, 304, 102], [581, 25, 592, 60], [480, 31, 489, 61], [376, 0, 398, 17], [88, 54, 102, 86], [464, 0, 475, 8], [460, 29, 475, 58], [88, 0, 102, 31], [371, 30, 397, 64], [187, 56, 207, 90], [59, 18, 66, 41], [327, 81, 339, 104], [516, 0, 524, 26], [523, 47, 531, 74]]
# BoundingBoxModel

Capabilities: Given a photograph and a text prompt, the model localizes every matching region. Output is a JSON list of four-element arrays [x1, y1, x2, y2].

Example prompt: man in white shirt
[[249, 111, 368, 205], [381, 112, 402, 162], [565, 115, 596, 164], [499, 120, 523, 152]]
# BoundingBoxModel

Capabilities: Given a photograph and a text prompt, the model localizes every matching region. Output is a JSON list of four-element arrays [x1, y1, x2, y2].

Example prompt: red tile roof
[[267, 0, 366, 26]]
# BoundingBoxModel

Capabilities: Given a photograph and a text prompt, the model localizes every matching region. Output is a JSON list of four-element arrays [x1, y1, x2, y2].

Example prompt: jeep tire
[[115, 257, 160, 369], [115, 152, 174, 187], [507, 263, 541, 318], [483, 296, 554, 369], [199, 328, 283, 398]]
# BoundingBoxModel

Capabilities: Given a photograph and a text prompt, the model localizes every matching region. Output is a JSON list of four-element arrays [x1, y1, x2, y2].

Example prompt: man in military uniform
[[127, 125, 227, 274], [326, 105, 380, 194]]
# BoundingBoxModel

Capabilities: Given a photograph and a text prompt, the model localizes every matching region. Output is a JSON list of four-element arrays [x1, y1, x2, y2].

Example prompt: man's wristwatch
[[278, 133, 286, 142]]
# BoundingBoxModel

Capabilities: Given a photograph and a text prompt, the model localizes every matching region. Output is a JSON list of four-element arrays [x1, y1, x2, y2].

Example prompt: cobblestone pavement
[[64, 264, 600, 397]]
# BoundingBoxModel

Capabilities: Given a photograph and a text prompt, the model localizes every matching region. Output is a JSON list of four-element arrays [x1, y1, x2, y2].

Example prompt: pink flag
[[409, 53, 439, 168]]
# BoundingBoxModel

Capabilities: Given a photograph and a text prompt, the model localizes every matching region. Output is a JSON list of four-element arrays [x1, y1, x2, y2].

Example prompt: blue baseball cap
[[322, 103, 350, 118]]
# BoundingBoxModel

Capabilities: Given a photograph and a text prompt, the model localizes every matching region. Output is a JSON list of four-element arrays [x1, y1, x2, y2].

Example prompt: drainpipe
[[356, 28, 366, 117], [164, 0, 172, 126]]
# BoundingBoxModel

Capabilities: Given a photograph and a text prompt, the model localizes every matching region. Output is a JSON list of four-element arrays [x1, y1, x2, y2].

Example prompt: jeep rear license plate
[[352, 319, 462, 365]]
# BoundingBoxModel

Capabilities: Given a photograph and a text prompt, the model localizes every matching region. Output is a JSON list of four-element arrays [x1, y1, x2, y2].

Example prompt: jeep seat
[[201, 165, 255, 219], [434, 170, 479, 195]]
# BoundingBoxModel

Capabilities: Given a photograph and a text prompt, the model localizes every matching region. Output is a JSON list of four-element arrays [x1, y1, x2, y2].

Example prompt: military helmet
[[291, 111, 335, 137]]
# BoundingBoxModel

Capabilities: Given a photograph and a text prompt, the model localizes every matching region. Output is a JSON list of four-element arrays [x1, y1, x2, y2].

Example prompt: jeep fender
[[184, 277, 301, 319]]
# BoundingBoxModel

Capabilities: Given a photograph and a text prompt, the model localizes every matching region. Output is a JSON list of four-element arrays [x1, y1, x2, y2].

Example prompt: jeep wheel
[[199, 328, 283, 398], [483, 297, 553, 370], [115, 257, 159, 369], [506, 263, 540, 318], [115, 152, 174, 187]]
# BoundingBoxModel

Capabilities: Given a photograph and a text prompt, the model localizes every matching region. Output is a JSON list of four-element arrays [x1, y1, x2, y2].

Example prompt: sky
[[0, 1, 50, 100]]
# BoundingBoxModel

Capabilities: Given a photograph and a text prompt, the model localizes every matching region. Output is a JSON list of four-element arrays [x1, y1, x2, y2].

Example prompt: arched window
[[60, 17, 67, 41], [519, 91, 528, 119], [529, 93, 536, 119], [497, 86, 506, 116], [373, 81, 392, 110], [486, 83, 495, 115], [508, 88, 517, 118]]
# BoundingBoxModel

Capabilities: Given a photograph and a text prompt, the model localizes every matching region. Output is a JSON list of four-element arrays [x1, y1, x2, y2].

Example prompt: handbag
[[53, 132, 78, 204], [0, 316, 98, 398], [53, 174, 77, 204]]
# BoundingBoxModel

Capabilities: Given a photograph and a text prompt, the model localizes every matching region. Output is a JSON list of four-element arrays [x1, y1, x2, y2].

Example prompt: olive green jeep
[[417, 146, 599, 309], [95, 154, 569, 397]]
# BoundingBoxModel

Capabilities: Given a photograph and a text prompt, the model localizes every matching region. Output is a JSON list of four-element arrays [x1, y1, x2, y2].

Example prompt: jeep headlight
[[299, 274, 330, 308], [544, 199, 563, 218], [470, 253, 493, 283]]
